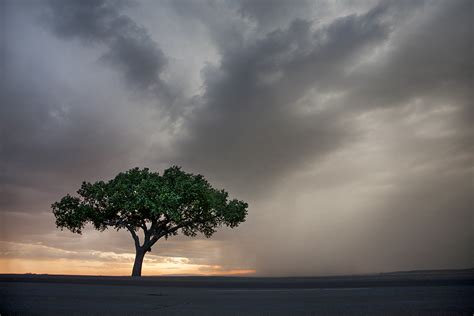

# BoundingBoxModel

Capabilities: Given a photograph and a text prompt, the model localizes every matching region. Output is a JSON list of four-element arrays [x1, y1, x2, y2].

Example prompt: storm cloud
[[1, 0, 472, 276], [173, 3, 393, 193], [43, 0, 169, 97]]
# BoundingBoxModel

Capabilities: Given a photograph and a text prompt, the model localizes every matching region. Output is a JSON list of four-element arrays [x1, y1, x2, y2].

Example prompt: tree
[[51, 166, 248, 277]]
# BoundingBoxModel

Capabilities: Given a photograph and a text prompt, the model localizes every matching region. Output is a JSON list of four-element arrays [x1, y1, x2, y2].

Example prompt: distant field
[[1, 270, 473, 315]]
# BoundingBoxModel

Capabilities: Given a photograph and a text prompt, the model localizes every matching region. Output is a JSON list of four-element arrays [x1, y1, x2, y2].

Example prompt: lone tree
[[52, 166, 248, 276]]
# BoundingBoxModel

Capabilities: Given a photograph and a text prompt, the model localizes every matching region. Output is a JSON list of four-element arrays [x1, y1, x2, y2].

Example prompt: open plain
[[1, 270, 473, 315]]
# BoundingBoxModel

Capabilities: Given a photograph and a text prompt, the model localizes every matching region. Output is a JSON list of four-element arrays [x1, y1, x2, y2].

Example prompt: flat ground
[[1, 270, 473, 315]]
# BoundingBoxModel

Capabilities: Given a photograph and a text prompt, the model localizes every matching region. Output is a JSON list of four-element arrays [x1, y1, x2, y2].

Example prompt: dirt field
[[1, 270, 473, 315]]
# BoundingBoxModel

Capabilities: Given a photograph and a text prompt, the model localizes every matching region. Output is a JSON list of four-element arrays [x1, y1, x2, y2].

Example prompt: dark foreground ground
[[1, 270, 474, 315]]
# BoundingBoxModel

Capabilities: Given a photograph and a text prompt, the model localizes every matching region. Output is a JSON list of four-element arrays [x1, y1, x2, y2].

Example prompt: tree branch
[[140, 219, 147, 232], [143, 220, 194, 251], [155, 217, 170, 232], [144, 235, 160, 251], [160, 220, 194, 238], [126, 225, 141, 249]]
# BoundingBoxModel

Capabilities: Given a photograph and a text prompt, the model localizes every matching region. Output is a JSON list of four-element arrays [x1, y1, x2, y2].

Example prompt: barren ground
[[1, 270, 473, 315]]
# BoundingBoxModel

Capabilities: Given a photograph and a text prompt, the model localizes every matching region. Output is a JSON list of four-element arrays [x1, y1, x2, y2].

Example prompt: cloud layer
[[44, 0, 169, 95], [1, 0, 472, 276]]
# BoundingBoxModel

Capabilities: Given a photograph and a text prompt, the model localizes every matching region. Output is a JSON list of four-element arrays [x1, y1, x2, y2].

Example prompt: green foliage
[[51, 167, 248, 240]]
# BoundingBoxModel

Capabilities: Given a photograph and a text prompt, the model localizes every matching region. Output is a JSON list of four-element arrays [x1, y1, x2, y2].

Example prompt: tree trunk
[[132, 248, 146, 277]]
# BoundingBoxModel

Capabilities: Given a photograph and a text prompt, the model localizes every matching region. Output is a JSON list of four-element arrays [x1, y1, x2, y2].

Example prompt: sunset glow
[[0, 242, 255, 276]]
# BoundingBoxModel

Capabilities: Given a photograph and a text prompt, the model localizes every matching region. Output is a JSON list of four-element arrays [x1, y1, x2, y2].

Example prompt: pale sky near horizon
[[1, 0, 472, 276]]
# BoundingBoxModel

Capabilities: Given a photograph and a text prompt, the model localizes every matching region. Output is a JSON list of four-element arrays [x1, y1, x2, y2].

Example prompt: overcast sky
[[1, 0, 472, 276]]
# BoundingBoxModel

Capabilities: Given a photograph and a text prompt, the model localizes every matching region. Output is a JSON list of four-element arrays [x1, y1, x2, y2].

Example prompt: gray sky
[[1, 0, 472, 276]]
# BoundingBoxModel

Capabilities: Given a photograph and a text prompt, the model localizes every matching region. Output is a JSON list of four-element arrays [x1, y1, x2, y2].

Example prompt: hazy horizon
[[3, 266, 474, 278], [1, 0, 472, 277]]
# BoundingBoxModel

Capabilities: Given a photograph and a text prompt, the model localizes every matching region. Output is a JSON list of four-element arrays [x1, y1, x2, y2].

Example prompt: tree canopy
[[52, 166, 248, 276]]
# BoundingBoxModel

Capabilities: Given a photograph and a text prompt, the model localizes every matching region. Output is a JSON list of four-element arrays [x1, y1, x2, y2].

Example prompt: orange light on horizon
[[0, 241, 256, 276], [0, 258, 256, 276]]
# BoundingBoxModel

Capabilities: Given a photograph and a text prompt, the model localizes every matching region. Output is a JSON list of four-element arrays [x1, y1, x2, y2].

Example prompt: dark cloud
[[238, 0, 313, 30], [0, 1, 162, 212], [43, 0, 169, 96], [0, 59, 140, 194], [167, 0, 248, 55], [173, 4, 392, 195], [347, 0, 473, 111]]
